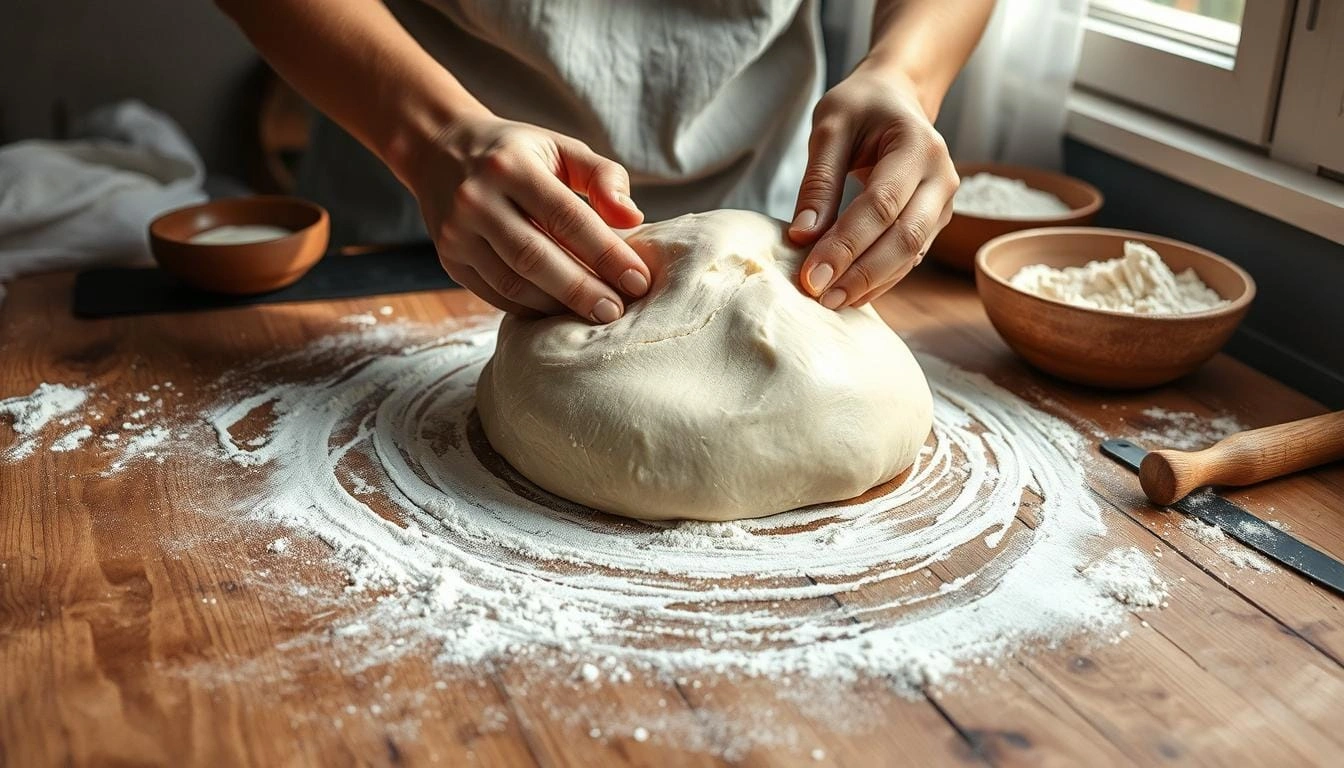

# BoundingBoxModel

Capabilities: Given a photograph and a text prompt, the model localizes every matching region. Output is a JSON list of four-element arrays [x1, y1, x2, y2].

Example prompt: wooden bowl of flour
[[930, 163, 1103, 274], [975, 227, 1255, 388], [150, 196, 329, 294]]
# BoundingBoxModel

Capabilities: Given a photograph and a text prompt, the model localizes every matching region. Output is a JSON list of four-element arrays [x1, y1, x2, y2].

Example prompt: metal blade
[[1099, 438, 1147, 472], [1100, 438, 1344, 597]]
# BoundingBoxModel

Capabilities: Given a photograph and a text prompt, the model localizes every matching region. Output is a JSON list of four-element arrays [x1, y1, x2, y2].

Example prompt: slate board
[[72, 242, 456, 318]]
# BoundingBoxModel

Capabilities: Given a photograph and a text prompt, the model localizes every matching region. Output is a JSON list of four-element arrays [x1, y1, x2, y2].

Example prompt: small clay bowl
[[975, 227, 1255, 389], [930, 162, 1103, 273], [149, 196, 329, 294]]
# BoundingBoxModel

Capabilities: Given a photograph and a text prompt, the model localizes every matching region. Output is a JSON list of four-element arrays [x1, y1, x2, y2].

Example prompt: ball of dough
[[476, 210, 933, 521]]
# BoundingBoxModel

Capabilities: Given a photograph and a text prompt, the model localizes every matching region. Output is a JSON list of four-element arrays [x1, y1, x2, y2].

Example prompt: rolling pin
[[1139, 410, 1344, 505]]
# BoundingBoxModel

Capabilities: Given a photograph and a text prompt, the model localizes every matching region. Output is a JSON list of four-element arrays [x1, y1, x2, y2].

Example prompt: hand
[[788, 65, 959, 308], [409, 115, 651, 322]]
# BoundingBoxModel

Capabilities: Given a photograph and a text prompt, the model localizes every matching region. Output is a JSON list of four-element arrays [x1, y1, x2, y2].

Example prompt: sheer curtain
[[823, 0, 1089, 169]]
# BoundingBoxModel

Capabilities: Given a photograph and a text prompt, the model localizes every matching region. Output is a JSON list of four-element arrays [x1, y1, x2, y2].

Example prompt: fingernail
[[820, 288, 846, 310], [791, 208, 818, 232], [806, 263, 834, 295], [591, 298, 621, 323], [618, 269, 649, 296], [616, 192, 639, 212]]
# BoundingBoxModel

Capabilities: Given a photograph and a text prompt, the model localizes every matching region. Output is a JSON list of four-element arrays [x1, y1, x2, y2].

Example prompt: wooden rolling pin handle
[[1139, 410, 1344, 505]]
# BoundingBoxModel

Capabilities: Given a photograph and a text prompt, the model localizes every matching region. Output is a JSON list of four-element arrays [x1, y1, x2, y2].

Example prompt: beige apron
[[301, 0, 822, 246]]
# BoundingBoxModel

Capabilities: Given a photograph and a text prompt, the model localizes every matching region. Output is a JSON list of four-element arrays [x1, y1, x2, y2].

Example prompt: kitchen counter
[[2, 265, 1341, 766]]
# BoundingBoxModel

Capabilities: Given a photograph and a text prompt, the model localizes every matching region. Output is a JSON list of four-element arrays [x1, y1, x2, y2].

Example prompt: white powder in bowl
[[954, 173, 1072, 219], [1009, 240, 1230, 315], [189, 225, 293, 245]]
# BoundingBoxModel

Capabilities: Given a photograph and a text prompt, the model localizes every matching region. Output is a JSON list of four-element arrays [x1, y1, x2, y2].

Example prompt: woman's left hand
[[789, 63, 959, 308]]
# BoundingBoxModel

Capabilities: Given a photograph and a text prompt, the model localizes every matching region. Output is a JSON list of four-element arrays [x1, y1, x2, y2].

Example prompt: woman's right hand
[[408, 114, 651, 323]]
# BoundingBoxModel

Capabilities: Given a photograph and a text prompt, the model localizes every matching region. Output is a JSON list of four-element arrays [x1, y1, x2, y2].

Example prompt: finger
[[438, 258, 537, 317], [510, 168, 651, 298], [822, 182, 950, 310], [801, 150, 920, 298], [435, 218, 560, 314], [555, 137, 644, 229], [478, 204, 626, 324], [789, 118, 851, 246], [466, 236, 566, 315], [851, 199, 953, 306], [851, 279, 898, 308]]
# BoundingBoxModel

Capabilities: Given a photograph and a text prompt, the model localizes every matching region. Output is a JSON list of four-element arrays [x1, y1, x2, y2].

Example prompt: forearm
[[215, 0, 489, 188], [863, 0, 995, 119]]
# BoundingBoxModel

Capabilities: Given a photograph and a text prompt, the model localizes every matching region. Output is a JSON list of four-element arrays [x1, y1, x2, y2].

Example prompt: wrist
[[855, 51, 945, 121], [382, 87, 493, 193]]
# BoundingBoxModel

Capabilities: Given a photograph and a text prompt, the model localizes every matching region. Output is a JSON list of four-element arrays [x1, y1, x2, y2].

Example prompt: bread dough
[[476, 210, 933, 521]]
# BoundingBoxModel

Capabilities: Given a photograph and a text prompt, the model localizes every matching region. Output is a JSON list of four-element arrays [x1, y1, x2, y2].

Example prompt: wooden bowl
[[149, 196, 329, 294], [975, 227, 1255, 389], [930, 162, 1103, 273]]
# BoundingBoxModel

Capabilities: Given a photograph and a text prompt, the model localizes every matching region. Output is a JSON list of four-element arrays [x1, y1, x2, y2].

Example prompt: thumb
[[557, 138, 644, 229], [789, 122, 849, 246]]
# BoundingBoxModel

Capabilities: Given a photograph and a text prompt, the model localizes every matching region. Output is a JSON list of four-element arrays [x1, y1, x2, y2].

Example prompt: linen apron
[[299, 0, 823, 247]]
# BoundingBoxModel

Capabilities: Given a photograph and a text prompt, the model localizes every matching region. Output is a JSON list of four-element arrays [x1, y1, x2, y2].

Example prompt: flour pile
[[953, 172, 1072, 219], [1, 317, 1173, 746], [1010, 240, 1229, 314]]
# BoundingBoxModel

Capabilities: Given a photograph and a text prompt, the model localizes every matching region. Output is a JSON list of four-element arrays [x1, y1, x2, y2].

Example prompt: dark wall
[[1064, 139, 1344, 408], [1, 1, 259, 178]]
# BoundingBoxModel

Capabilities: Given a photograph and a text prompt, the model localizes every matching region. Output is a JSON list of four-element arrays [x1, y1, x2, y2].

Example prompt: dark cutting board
[[72, 242, 456, 318]]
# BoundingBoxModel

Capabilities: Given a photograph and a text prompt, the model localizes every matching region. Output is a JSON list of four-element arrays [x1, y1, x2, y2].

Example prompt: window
[[1075, 0, 1295, 146], [1089, 0, 1246, 61], [1069, 0, 1343, 243]]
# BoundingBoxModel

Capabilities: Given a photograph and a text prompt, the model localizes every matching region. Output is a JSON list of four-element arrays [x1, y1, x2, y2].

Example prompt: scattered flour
[[953, 173, 1072, 219], [1009, 240, 1230, 315], [1218, 547, 1274, 573], [1, 318, 1181, 756], [1181, 516, 1276, 573], [1180, 517, 1226, 544], [1132, 406, 1243, 451], [1232, 517, 1279, 547], [51, 425, 94, 452], [340, 313, 379, 326], [1082, 547, 1168, 608], [0, 383, 87, 459], [106, 425, 171, 474], [195, 321, 1162, 696]]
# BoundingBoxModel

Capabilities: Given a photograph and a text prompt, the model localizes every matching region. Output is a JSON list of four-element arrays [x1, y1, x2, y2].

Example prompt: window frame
[[1270, 0, 1344, 174], [1074, 0, 1296, 146]]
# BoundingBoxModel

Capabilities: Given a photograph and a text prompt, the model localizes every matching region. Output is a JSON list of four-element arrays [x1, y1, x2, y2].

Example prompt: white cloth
[[0, 100, 207, 300], [305, 0, 823, 245], [831, 0, 1087, 169], [940, 0, 1087, 168]]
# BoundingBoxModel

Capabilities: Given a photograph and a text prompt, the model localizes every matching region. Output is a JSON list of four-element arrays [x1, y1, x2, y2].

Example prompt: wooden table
[[2, 266, 1341, 767]]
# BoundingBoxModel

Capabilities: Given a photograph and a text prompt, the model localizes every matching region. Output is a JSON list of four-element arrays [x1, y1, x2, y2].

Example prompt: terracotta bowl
[[149, 196, 329, 294], [975, 227, 1255, 389], [930, 162, 1103, 273]]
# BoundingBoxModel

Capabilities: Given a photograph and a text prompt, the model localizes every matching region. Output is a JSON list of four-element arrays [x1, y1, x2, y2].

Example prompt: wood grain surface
[[2, 266, 1341, 767]]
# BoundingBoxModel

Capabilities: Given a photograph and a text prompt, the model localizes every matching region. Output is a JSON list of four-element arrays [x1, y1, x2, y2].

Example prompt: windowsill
[[1065, 90, 1344, 246]]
